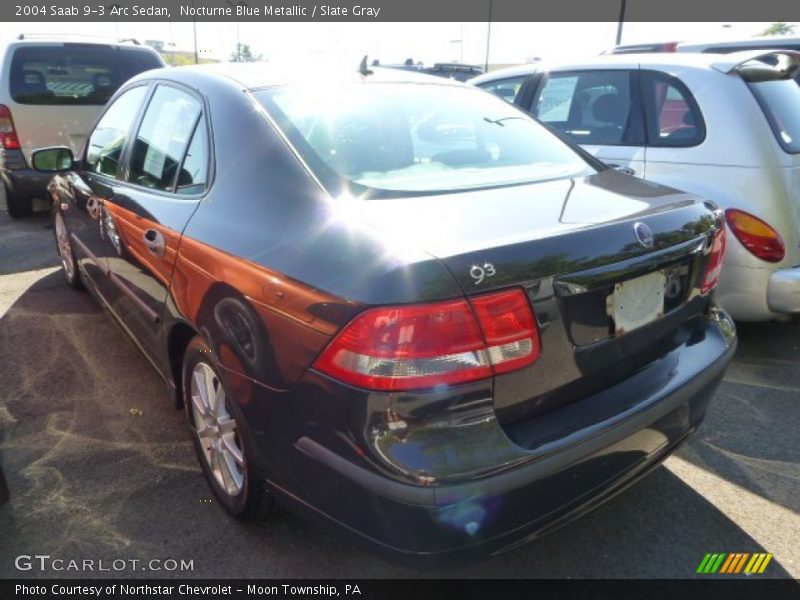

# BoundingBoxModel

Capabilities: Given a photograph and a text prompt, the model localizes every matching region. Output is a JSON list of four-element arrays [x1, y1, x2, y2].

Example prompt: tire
[[182, 335, 274, 520], [52, 208, 83, 290], [4, 182, 33, 218]]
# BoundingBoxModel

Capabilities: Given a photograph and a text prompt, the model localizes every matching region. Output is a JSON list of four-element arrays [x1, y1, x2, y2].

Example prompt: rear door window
[[176, 121, 210, 195], [86, 85, 149, 178], [9, 45, 162, 106], [641, 71, 705, 147], [127, 85, 204, 193], [531, 70, 644, 146]]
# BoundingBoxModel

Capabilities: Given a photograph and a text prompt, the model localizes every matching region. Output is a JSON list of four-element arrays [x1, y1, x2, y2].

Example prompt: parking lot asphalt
[[0, 201, 798, 579]]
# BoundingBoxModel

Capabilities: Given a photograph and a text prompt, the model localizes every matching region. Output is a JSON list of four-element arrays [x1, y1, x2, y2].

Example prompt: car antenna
[[358, 55, 373, 76]]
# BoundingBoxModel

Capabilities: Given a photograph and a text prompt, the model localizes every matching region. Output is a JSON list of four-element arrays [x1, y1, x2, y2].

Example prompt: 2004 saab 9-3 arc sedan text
[[33, 63, 736, 564]]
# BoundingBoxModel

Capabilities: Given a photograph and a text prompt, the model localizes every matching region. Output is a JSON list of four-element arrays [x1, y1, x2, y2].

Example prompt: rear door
[[101, 83, 210, 367], [5, 43, 162, 164], [528, 69, 647, 177], [66, 84, 150, 295]]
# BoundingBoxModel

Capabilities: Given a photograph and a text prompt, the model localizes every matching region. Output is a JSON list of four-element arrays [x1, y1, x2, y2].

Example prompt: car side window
[[127, 85, 203, 193], [175, 120, 209, 195], [641, 71, 705, 147], [477, 76, 527, 104], [531, 70, 644, 146], [85, 86, 148, 178]]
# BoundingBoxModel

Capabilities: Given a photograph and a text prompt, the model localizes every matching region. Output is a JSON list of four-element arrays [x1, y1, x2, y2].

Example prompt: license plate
[[608, 270, 666, 335]]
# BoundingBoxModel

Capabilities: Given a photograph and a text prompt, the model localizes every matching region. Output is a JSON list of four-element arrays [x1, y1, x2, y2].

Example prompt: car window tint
[[86, 85, 148, 178], [642, 72, 704, 147], [127, 86, 202, 192], [9, 46, 162, 106], [176, 120, 209, 195], [477, 76, 527, 103], [533, 71, 641, 146]]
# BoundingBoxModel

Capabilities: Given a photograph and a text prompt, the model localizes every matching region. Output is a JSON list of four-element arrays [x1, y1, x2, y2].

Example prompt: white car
[[677, 35, 800, 55], [0, 36, 164, 217], [472, 51, 800, 321], [607, 35, 800, 56]]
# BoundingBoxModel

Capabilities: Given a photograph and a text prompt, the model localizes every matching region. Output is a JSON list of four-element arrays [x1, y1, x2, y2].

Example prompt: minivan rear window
[[9, 45, 162, 106]]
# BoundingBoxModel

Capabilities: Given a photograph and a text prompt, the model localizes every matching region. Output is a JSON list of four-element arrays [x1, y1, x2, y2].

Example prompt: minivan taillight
[[0, 105, 20, 150], [700, 226, 727, 294], [313, 288, 540, 391], [725, 209, 785, 263]]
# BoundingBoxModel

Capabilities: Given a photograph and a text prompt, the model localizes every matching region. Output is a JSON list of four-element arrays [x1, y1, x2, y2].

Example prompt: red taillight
[[0, 105, 20, 150], [662, 41, 679, 52], [313, 288, 539, 391], [469, 289, 540, 374], [700, 225, 727, 294], [725, 209, 785, 263]]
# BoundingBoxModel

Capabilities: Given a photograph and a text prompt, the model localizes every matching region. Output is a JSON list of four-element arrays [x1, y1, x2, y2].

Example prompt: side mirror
[[31, 147, 75, 172]]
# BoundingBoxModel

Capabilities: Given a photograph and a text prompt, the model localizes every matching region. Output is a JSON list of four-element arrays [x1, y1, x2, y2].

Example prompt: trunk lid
[[356, 169, 721, 422]]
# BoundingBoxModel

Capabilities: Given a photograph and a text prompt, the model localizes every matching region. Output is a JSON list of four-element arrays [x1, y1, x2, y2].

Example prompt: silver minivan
[[0, 37, 164, 217]]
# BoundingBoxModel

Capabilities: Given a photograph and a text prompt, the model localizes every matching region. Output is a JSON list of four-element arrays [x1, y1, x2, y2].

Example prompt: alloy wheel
[[190, 362, 246, 497]]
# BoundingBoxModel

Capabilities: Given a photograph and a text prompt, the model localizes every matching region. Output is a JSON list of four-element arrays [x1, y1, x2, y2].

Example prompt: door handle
[[143, 228, 166, 258], [85, 196, 104, 220]]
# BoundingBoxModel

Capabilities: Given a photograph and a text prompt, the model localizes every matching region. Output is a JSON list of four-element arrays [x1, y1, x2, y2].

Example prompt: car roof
[[678, 35, 800, 52], [153, 62, 464, 90], [544, 49, 800, 73], [469, 63, 538, 85], [4, 38, 159, 52]]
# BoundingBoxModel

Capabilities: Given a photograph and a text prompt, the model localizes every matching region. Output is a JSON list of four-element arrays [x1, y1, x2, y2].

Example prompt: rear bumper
[[0, 149, 50, 199], [767, 266, 800, 314], [256, 309, 736, 564]]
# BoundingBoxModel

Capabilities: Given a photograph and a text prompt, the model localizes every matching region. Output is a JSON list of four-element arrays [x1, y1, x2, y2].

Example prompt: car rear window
[[9, 45, 162, 106], [741, 58, 800, 154], [253, 83, 592, 197]]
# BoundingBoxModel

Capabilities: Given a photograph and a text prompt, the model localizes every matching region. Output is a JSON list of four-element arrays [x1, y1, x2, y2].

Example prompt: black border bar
[[3, 579, 800, 600], [2, 0, 800, 22]]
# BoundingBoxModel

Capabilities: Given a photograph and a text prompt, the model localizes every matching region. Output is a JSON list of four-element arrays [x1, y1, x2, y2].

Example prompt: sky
[[0, 21, 794, 66]]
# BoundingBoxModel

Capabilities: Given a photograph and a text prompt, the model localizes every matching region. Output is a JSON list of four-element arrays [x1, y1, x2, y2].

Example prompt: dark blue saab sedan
[[32, 62, 736, 564]]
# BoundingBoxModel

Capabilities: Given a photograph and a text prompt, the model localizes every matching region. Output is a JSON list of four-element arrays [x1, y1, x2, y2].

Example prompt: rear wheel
[[4, 183, 33, 218], [53, 209, 83, 290], [182, 335, 273, 520]]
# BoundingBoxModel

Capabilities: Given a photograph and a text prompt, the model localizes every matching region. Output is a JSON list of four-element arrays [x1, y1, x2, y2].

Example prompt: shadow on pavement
[[678, 321, 799, 515], [0, 271, 795, 579], [0, 212, 58, 276]]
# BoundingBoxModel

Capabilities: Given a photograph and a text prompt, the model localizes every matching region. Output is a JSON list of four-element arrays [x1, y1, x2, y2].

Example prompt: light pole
[[615, 0, 627, 46], [225, 0, 244, 61], [484, 1, 493, 72], [450, 39, 463, 63], [191, 0, 199, 64]]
